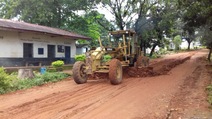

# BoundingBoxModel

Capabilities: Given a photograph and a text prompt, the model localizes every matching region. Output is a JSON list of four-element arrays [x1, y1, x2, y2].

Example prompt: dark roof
[[0, 19, 91, 40]]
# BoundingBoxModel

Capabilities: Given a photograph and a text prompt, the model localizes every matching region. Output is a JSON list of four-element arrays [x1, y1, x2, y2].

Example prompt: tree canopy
[[0, 0, 212, 58]]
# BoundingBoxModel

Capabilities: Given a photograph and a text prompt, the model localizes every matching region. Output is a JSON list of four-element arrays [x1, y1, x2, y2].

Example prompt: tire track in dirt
[[166, 57, 212, 119], [1, 76, 144, 119]]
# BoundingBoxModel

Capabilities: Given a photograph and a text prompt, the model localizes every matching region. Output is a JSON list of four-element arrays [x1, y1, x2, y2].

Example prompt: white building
[[169, 39, 200, 50], [0, 19, 90, 67]]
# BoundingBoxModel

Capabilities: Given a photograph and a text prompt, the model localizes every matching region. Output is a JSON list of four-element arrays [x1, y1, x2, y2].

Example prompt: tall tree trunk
[[149, 44, 157, 57], [143, 41, 147, 56], [187, 41, 191, 50], [208, 47, 212, 62]]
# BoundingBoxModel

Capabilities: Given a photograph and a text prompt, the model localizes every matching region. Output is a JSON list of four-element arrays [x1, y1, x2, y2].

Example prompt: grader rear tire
[[73, 61, 87, 84], [109, 59, 123, 85]]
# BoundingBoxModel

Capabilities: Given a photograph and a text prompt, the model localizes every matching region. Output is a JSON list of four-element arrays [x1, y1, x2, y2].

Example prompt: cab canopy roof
[[109, 30, 136, 38]]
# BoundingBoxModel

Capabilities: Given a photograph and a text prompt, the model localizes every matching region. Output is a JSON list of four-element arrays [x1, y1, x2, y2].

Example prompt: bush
[[75, 54, 86, 61], [0, 71, 70, 94], [51, 60, 64, 68], [158, 49, 170, 55], [40, 72, 68, 82], [47, 68, 57, 72], [51, 60, 64, 71], [0, 67, 16, 94], [206, 84, 212, 108]]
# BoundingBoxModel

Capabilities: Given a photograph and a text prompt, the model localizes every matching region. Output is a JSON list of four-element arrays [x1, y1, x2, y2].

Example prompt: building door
[[65, 46, 71, 63], [48, 45, 55, 58], [23, 43, 33, 58]]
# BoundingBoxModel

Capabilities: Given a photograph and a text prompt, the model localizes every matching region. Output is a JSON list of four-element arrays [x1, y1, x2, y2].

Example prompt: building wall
[[0, 30, 77, 66], [76, 47, 88, 55], [0, 31, 22, 57]]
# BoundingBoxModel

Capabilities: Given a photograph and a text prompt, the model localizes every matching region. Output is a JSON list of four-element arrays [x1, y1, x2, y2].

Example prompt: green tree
[[0, 0, 95, 28], [145, 0, 179, 56], [173, 35, 182, 50], [97, 0, 177, 57], [100, 0, 141, 30], [178, 0, 212, 53], [199, 26, 212, 61]]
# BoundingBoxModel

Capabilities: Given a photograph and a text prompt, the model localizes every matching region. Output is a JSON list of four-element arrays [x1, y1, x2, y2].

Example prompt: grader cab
[[73, 30, 149, 85]]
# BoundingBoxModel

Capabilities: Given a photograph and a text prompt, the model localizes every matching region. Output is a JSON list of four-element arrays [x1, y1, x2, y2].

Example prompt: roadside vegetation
[[206, 84, 212, 109], [0, 67, 70, 94], [206, 58, 212, 109]]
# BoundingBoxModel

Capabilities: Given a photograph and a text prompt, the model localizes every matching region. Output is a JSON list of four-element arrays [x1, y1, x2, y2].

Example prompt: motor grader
[[73, 30, 149, 85]]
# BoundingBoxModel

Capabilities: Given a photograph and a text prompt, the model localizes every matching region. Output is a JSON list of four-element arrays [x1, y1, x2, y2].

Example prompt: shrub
[[40, 72, 68, 82], [0, 67, 17, 94], [206, 84, 212, 108], [47, 68, 57, 72], [75, 54, 86, 61], [158, 49, 170, 55], [51, 60, 64, 68], [51, 60, 64, 71], [12, 72, 69, 90]]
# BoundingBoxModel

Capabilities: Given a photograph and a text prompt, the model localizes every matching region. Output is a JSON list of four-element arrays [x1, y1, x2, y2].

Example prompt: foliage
[[51, 60, 64, 68], [35, 72, 69, 82], [173, 35, 182, 50], [0, 0, 95, 28], [147, 52, 160, 59], [157, 48, 172, 55], [47, 68, 57, 72], [206, 84, 212, 108], [75, 54, 86, 61], [0, 67, 16, 94], [100, 0, 143, 30], [178, 0, 212, 29], [0, 71, 69, 94], [178, 0, 212, 51], [133, 0, 179, 56], [103, 55, 112, 62]]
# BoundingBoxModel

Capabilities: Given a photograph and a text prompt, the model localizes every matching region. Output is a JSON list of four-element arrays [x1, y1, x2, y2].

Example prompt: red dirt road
[[0, 50, 211, 119]]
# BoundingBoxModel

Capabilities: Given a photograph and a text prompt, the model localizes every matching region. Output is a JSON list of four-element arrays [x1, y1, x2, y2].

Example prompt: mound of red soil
[[125, 56, 191, 78]]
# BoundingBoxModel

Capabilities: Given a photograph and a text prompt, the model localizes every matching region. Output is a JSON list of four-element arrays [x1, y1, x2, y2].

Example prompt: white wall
[[0, 31, 22, 57], [180, 39, 200, 49], [76, 47, 88, 55], [0, 30, 76, 58]]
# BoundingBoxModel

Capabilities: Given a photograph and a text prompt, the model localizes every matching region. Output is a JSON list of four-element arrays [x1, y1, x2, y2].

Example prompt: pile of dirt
[[89, 55, 192, 80], [125, 56, 191, 78], [153, 56, 191, 75], [123, 67, 154, 78]]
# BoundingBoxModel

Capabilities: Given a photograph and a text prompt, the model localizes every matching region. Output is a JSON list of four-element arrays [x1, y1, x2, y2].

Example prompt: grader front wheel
[[109, 59, 123, 85], [73, 61, 87, 84]]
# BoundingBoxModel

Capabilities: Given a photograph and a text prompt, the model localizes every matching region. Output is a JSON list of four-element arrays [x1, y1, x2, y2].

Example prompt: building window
[[57, 45, 64, 53], [38, 48, 44, 55]]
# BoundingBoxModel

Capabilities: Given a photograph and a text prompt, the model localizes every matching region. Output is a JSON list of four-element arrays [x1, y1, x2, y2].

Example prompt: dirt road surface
[[0, 50, 212, 119]]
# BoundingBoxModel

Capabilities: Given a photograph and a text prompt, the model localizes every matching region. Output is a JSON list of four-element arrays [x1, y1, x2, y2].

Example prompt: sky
[[96, 4, 114, 21]]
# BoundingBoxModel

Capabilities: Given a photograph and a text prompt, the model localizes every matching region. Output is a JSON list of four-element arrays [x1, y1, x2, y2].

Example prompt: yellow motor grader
[[73, 30, 149, 85]]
